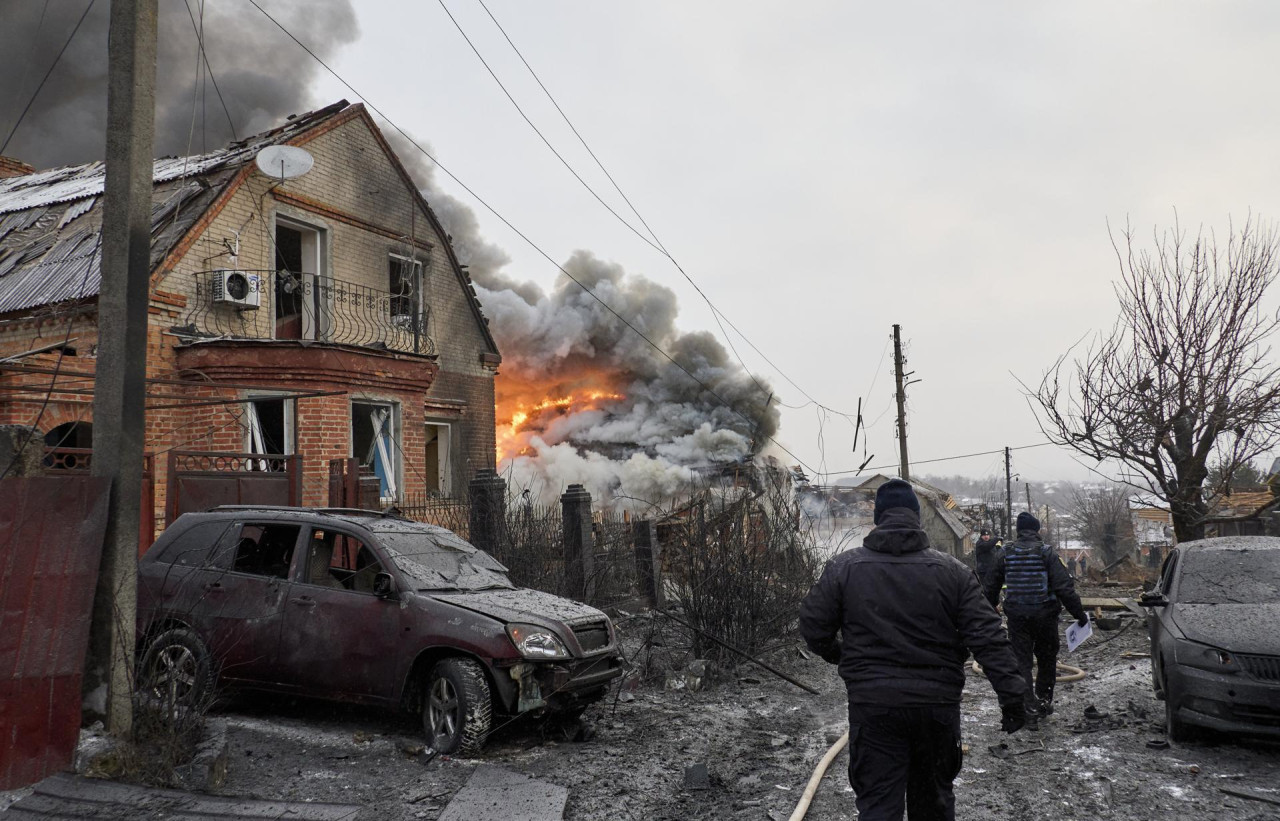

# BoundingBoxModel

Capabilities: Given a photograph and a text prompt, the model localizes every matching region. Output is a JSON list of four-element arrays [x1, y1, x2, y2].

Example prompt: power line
[[182, 0, 238, 142], [244, 0, 824, 476], [458, 0, 857, 420], [0, 0, 96, 155], [822, 442, 1056, 477]]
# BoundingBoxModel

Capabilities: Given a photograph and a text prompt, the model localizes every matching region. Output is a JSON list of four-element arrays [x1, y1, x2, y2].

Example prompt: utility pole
[[892, 324, 910, 481], [89, 0, 157, 737], [1004, 447, 1013, 540], [1025, 482, 1032, 512]]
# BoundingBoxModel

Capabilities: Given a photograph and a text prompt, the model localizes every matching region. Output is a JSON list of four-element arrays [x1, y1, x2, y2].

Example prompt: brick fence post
[[561, 484, 595, 603], [632, 519, 663, 609], [468, 469, 506, 557]]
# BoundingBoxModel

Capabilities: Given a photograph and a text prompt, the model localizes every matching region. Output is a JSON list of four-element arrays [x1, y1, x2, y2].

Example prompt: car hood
[[1173, 603, 1280, 655], [428, 588, 605, 629]]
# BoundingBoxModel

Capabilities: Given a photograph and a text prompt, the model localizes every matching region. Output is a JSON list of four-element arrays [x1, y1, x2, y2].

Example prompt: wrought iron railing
[[178, 269, 436, 356]]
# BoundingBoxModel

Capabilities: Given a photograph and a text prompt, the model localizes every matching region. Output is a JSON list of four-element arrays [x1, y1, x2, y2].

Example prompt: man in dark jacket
[[974, 528, 1001, 585], [799, 479, 1027, 821], [985, 511, 1089, 721]]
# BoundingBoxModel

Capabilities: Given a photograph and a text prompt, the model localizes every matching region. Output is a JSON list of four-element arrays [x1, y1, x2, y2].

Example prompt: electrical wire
[[822, 442, 1056, 477], [244, 0, 824, 476], [0, 0, 96, 155], [181, 0, 238, 143], [456, 0, 859, 422]]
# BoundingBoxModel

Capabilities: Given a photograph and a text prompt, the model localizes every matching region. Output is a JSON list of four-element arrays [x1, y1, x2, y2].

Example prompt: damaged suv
[[136, 507, 623, 754]]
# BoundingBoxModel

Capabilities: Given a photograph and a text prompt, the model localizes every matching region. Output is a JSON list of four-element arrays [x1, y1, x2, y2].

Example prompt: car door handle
[[202, 581, 222, 592], [292, 597, 316, 608]]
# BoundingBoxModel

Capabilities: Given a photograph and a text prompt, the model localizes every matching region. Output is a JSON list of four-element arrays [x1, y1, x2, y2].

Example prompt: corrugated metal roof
[[0, 102, 350, 316]]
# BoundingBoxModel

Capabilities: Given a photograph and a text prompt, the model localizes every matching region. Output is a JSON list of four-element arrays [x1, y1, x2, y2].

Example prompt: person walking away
[[985, 511, 1088, 723], [1066, 554, 1078, 578], [800, 479, 1027, 821], [974, 528, 1001, 586]]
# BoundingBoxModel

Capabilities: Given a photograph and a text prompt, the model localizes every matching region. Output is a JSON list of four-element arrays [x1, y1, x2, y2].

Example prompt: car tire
[[1163, 674, 1196, 744], [139, 628, 214, 710], [423, 658, 492, 756]]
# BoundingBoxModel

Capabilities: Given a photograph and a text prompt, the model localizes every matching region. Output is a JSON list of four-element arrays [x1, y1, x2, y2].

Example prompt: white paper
[[1066, 619, 1093, 652]]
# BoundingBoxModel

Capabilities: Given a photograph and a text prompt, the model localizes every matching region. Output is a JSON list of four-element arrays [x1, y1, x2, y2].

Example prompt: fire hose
[[788, 663, 1087, 820], [971, 660, 1086, 682], [787, 730, 849, 821]]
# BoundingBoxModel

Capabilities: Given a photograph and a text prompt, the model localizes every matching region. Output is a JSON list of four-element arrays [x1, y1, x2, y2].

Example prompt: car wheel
[[1163, 674, 1195, 744], [423, 658, 492, 756], [139, 628, 214, 710]]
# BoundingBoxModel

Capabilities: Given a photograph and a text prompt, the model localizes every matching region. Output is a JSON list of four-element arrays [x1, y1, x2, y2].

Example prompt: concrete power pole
[[1025, 482, 1033, 512], [1004, 447, 1013, 540], [89, 0, 158, 737], [892, 324, 910, 481]]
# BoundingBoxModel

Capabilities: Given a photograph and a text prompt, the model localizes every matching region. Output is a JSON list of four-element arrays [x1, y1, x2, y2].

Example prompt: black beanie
[[874, 478, 919, 524], [1016, 511, 1041, 533]]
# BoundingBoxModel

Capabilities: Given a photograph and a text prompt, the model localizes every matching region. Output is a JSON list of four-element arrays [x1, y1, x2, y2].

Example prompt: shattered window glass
[[1177, 549, 1280, 604], [378, 532, 513, 592]]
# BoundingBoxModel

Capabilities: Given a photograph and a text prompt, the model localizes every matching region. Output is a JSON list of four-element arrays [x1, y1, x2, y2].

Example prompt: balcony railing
[[177, 270, 436, 356]]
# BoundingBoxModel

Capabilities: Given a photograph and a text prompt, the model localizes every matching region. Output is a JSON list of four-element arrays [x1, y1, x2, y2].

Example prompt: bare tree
[[1034, 217, 1280, 541], [1067, 484, 1136, 566]]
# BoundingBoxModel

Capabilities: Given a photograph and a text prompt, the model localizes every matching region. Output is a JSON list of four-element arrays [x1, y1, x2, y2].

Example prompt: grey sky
[[306, 1, 1280, 482], [10, 1, 1279, 483]]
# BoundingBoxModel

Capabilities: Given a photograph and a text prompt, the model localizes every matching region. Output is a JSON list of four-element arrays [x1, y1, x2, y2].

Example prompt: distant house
[[848, 474, 973, 558], [1202, 489, 1280, 538], [0, 101, 501, 538]]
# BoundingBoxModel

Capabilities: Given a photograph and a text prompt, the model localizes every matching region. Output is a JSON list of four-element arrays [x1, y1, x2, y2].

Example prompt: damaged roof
[[0, 101, 349, 316]]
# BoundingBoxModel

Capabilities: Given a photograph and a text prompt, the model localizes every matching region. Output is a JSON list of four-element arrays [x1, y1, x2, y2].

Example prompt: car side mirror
[[1138, 591, 1169, 608], [373, 572, 395, 599]]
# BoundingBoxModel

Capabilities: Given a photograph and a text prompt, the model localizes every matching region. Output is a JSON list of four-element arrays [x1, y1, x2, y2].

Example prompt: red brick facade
[[0, 105, 500, 537]]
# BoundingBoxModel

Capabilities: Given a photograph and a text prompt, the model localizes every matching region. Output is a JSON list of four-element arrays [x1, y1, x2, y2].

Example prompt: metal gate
[[328, 457, 380, 510], [45, 447, 155, 556], [166, 451, 302, 525], [0, 476, 111, 789]]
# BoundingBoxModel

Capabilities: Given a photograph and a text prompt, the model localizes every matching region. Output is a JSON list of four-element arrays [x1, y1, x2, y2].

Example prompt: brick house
[[0, 101, 501, 534]]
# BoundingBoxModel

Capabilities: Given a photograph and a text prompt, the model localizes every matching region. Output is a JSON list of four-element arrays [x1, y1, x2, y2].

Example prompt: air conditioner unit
[[211, 270, 261, 308]]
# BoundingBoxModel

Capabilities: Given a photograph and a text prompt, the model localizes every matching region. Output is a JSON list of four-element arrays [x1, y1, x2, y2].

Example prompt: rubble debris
[[1218, 786, 1280, 807], [657, 609, 820, 695], [437, 764, 569, 821], [683, 763, 712, 791]]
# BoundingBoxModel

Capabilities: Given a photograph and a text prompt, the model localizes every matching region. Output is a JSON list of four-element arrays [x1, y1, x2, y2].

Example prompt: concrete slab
[[437, 764, 568, 821], [2, 772, 360, 819]]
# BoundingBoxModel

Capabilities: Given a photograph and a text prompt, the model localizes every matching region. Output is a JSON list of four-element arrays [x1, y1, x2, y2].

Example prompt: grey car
[[1139, 536, 1280, 742]]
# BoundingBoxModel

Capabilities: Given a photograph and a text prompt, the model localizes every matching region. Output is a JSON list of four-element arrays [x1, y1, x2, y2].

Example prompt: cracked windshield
[[378, 532, 513, 592], [1177, 549, 1280, 604]]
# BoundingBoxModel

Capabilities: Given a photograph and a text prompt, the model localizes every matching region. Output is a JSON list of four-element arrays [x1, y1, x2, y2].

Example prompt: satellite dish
[[255, 145, 314, 180]]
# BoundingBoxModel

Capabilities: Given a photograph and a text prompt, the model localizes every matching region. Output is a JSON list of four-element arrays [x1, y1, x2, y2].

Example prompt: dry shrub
[[661, 469, 821, 663]]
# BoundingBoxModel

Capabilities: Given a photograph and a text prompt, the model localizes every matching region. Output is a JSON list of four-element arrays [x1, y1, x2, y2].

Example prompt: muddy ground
[[5, 586, 1277, 819], [172, 586, 1278, 820]]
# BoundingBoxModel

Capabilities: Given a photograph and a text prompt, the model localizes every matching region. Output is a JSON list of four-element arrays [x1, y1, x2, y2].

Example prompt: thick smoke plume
[[1, 1, 779, 507], [0, 1, 359, 169], [389, 134, 779, 505]]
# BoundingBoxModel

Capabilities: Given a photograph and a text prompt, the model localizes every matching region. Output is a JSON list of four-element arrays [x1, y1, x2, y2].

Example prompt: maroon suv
[[136, 507, 623, 754]]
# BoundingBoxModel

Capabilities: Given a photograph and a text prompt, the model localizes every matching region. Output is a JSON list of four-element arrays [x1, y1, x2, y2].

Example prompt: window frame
[[351, 398, 401, 504], [273, 213, 330, 342]]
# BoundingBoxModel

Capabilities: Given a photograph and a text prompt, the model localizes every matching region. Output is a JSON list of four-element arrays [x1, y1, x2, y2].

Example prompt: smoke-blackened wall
[[0, 0, 358, 169]]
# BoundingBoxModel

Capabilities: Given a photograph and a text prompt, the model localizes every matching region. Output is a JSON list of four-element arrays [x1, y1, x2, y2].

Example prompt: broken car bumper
[[1169, 663, 1280, 738]]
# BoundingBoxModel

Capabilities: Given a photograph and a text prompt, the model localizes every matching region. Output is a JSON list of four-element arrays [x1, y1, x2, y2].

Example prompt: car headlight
[[507, 623, 570, 660], [1174, 639, 1239, 673]]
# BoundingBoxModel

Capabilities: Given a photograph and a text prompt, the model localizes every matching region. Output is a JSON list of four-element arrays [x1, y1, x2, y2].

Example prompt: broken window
[[389, 254, 422, 326], [152, 521, 233, 568], [229, 523, 300, 579], [304, 528, 384, 593], [274, 219, 327, 341], [352, 400, 398, 503], [424, 422, 451, 496], [244, 396, 294, 462]]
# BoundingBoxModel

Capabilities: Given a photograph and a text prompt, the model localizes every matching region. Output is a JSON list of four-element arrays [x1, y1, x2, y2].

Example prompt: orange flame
[[495, 372, 625, 462]]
